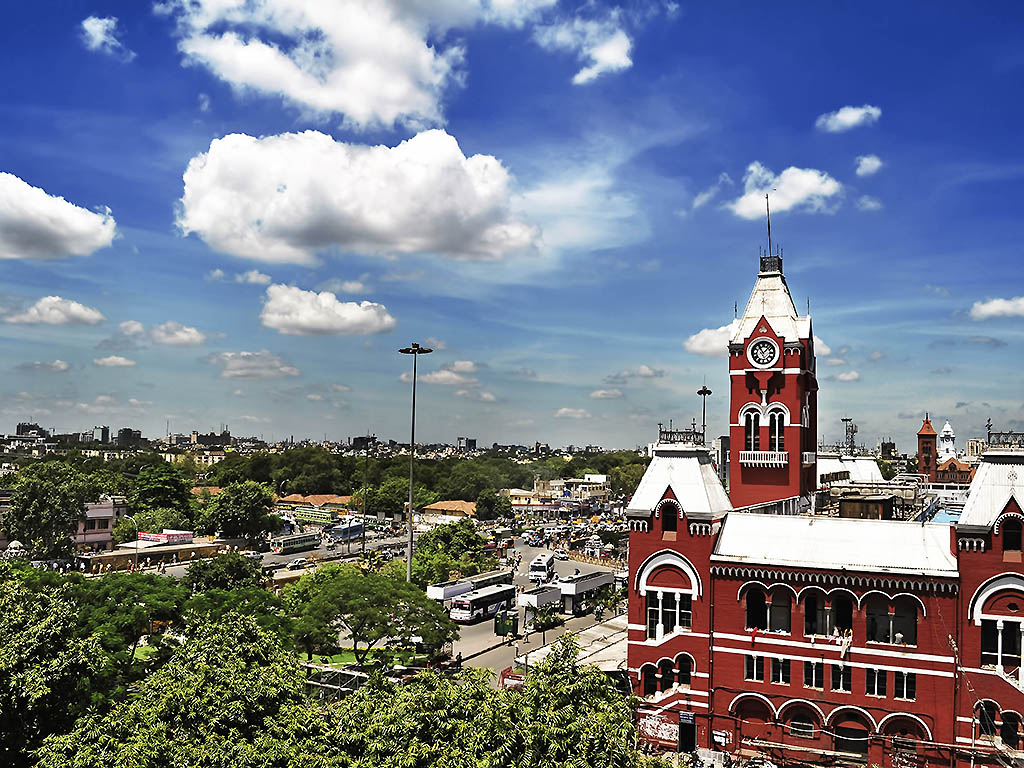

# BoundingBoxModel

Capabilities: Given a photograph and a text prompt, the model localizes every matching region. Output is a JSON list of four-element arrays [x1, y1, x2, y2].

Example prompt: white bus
[[529, 552, 555, 583], [449, 584, 517, 623]]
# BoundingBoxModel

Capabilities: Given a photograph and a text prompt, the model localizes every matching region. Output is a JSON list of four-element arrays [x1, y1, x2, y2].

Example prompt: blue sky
[[1, 1, 1022, 451]]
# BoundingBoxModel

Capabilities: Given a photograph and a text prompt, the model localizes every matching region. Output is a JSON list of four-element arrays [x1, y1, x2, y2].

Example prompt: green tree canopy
[[410, 518, 497, 588], [130, 462, 192, 516], [184, 587, 292, 644], [197, 480, 277, 540], [0, 565, 106, 768], [5, 462, 96, 559], [185, 550, 266, 592], [112, 506, 189, 544]]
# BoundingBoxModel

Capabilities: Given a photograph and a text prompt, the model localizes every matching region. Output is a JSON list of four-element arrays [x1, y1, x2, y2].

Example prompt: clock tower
[[727, 248, 818, 508]]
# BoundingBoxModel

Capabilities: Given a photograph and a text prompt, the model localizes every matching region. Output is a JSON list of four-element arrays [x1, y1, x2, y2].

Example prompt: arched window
[[661, 503, 677, 534], [746, 588, 768, 630], [659, 659, 675, 693], [865, 595, 918, 645], [786, 707, 819, 739], [1005, 519, 1023, 553], [978, 702, 999, 737], [744, 412, 760, 451], [769, 591, 792, 633], [768, 411, 785, 452], [676, 655, 692, 687], [642, 665, 658, 697]]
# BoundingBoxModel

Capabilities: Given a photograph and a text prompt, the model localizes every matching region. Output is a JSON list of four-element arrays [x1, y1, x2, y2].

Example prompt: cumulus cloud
[[923, 284, 951, 297], [178, 130, 538, 264], [424, 336, 447, 350], [235, 269, 271, 285], [832, 370, 860, 382], [826, 357, 847, 367], [320, 278, 367, 294], [80, 16, 135, 61], [729, 162, 842, 220], [814, 104, 881, 133], [684, 319, 740, 358], [970, 296, 1024, 320], [813, 336, 832, 356], [445, 360, 480, 374], [205, 268, 225, 280], [207, 350, 300, 379], [94, 355, 136, 367], [151, 321, 207, 346], [691, 172, 734, 210], [16, 360, 70, 373], [533, 14, 632, 84], [157, 0, 556, 130], [857, 195, 883, 212], [855, 154, 884, 176], [404, 369, 478, 387], [456, 389, 497, 402], [606, 364, 665, 383], [260, 284, 396, 336], [0, 173, 116, 260], [554, 407, 591, 419], [7, 296, 104, 325], [590, 388, 623, 399]]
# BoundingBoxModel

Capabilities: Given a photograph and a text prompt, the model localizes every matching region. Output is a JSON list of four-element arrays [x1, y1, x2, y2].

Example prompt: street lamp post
[[123, 514, 139, 571], [399, 342, 432, 582]]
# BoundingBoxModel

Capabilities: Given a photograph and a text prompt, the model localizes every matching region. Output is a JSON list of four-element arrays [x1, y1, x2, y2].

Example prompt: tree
[[196, 480, 277, 539], [0, 565, 106, 768], [609, 462, 648, 499], [131, 462, 192, 516], [529, 604, 563, 644], [112, 506, 188, 544], [184, 587, 292, 644], [284, 564, 458, 665], [877, 458, 898, 480], [35, 614, 305, 768], [475, 488, 500, 521], [410, 518, 497, 587], [4, 462, 96, 559], [184, 551, 266, 591]]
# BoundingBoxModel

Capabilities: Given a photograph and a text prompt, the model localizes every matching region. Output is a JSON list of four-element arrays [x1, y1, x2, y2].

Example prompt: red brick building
[[918, 417, 939, 483], [626, 252, 1024, 766]]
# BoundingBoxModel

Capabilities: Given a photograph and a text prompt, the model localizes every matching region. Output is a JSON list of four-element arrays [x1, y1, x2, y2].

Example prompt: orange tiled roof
[[422, 500, 476, 516], [918, 418, 937, 436]]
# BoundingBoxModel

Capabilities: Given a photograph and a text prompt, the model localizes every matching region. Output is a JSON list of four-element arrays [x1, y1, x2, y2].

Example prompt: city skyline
[[2, 3, 1022, 450]]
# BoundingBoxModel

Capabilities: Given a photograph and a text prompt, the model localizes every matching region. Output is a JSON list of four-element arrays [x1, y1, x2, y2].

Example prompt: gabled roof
[[958, 450, 1024, 530], [712, 513, 958, 577], [817, 454, 884, 484], [731, 272, 809, 344], [917, 418, 937, 436], [626, 443, 732, 521]]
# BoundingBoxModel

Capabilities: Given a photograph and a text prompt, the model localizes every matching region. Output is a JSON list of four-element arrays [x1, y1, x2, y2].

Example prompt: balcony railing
[[739, 451, 789, 467], [802, 451, 817, 465]]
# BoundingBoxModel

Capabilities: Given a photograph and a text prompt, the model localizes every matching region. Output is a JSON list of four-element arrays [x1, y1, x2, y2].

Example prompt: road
[[451, 543, 620, 674]]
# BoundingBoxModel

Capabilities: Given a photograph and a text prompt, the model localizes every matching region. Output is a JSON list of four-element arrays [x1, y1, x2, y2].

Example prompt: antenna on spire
[[766, 193, 772, 257], [734, 301, 738, 318]]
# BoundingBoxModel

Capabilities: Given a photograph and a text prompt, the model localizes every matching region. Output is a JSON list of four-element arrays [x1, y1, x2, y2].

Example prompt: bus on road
[[270, 532, 320, 555], [529, 552, 555, 583], [328, 519, 363, 542], [449, 584, 517, 623]]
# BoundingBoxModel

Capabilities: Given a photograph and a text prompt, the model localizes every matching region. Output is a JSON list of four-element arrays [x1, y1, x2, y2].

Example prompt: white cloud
[[320, 278, 367, 294], [260, 284, 396, 336], [94, 355, 136, 367], [835, 370, 860, 382], [198, 92, 210, 112], [826, 357, 847, 367], [857, 195, 883, 212], [80, 16, 135, 62], [554, 407, 591, 419], [331, 383, 351, 392], [534, 15, 632, 84], [16, 360, 70, 373], [404, 369, 478, 387], [456, 389, 497, 402], [684, 319, 740, 358], [424, 336, 447, 350], [692, 172, 733, 210], [158, 0, 555, 130], [970, 296, 1024, 320], [120, 320, 146, 338], [590, 388, 623, 400], [0, 173, 116, 260], [813, 335, 832, 356], [729, 162, 842, 220], [235, 269, 271, 285], [814, 104, 881, 133], [151, 321, 207, 346], [306, 393, 323, 401], [7, 296, 104, 325], [446, 360, 480, 374], [607, 364, 665, 383], [923, 284, 950, 297], [855, 155, 884, 177], [205, 268, 225, 280], [178, 130, 538, 264], [207, 350, 300, 379]]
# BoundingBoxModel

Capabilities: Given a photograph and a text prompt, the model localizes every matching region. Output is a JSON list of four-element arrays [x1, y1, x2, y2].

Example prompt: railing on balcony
[[802, 451, 817, 465], [739, 451, 788, 467]]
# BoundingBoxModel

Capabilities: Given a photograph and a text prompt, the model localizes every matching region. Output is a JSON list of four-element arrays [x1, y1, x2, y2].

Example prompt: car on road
[[553, 549, 569, 561], [287, 558, 310, 570], [242, 551, 263, 561]]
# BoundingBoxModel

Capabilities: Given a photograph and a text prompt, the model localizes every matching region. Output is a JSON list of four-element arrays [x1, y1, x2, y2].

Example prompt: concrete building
[[76, 495, 129, 551], [940, 420, 957, 461]]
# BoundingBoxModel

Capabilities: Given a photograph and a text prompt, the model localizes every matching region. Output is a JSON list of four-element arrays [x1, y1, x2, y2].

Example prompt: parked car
[[287, 558, 309, 570], [553, 549, 569, 561], [243, 551, 264, 561]]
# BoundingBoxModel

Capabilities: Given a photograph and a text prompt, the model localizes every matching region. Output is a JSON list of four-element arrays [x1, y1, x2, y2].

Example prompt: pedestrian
[[513, 641, 520, 659]]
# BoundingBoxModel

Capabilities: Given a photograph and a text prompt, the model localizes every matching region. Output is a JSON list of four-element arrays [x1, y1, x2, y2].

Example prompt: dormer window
[[662, 502, 678, 534], [1005, 519, 1022, 552]]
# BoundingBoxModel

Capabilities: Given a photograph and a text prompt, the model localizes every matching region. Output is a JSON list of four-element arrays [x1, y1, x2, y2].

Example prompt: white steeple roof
[[730, 271, 811, 344], [626, 443, 732, 521], [958, 450, 1024, 530]]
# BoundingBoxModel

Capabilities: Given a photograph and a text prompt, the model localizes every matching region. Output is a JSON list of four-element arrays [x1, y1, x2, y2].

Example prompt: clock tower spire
[[727, 236, 818, 509]]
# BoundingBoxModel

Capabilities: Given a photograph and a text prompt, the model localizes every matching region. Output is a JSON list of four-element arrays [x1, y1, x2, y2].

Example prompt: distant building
[[456, 436, 477, 451], [116, 428, 142, 447], [93, 425, 110, 444], [16, 422, 49, 438], [918, 415, 939, 482], [966, 438, 988, 458], [351, 434, 377, 452], [936, 456, 976, 484], [76, 495, 129, 551], [939, 420, 956, 461], [878, 438, 897, 459]]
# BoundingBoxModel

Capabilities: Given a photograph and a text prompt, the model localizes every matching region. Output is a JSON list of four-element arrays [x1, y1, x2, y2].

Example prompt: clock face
[[748, 339, 778, 367]]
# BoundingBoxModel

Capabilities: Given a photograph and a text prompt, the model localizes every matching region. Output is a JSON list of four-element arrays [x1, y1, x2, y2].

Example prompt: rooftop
[[958, 450, 1024, 530], [730, 271, 810, 344], [627, 443, 731, 521], [712, 512, 958, 577]]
